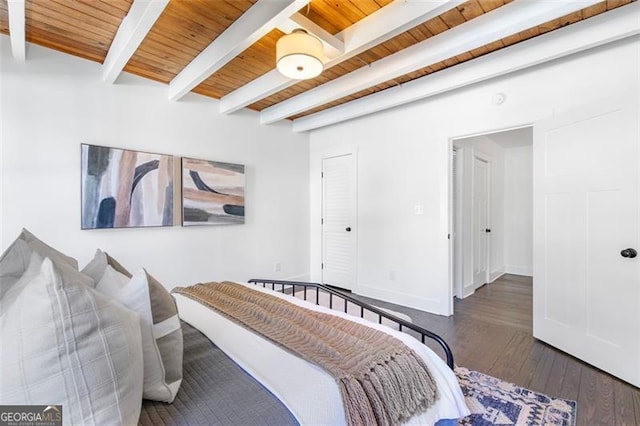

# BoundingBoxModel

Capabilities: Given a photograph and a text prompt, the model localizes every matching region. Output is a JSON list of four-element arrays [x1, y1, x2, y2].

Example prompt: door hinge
[[448, 233, 451, 240], [321, 263, 324, 269], [321, 218, 324, 224], [321, 172, 324, 178]]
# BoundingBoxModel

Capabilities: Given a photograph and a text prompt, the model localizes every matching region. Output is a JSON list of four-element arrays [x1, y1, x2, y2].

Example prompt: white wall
[[0, 39, 311, 289], [504, 145, 533, 276], [309, 37, 639, 315]]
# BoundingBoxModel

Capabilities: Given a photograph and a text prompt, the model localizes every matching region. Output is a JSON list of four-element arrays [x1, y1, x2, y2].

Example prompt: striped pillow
[[0, 253, 144, 424]]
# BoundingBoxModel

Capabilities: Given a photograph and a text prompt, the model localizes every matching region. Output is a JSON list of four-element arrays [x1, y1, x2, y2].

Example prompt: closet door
[[533, 95, 639, 387], [322, 153, 356, 289]]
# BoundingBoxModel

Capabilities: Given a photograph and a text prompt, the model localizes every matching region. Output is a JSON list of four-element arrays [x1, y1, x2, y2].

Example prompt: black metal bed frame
[[248, 278, 454, 369]]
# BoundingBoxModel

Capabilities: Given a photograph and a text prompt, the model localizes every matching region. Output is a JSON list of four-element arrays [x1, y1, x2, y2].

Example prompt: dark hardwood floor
[[359, 274, 640, 426]]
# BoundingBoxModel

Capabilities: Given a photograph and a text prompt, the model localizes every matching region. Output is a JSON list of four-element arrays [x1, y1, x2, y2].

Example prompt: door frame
[[450, 143, 464, 300], [448, 124, 532, 303], [310, 144, 358, 287]]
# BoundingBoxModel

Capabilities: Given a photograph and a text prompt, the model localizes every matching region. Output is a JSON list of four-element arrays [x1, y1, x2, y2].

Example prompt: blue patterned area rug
[[456, 367, 577, 426]]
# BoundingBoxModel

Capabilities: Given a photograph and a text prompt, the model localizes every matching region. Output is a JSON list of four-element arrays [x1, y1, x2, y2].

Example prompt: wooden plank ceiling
[[0, 0, 635, 125]]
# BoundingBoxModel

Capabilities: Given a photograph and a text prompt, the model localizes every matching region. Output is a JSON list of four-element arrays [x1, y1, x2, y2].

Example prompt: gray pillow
[[0, 254, 144, 424], [82, 248, 134, 282], [1, 230, 89, 298], [0, 238, 32, 298], [19, 228, 78, 269], [85, 251, 184, 402], [144, 270, 183, 402], [81, 248, 109, 283]]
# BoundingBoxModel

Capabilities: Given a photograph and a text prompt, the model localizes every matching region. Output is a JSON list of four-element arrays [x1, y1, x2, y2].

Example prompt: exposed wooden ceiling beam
[[292, 1, 640, 132], [103, 0, 169, 84], [7, 0, 25, 61], [220, 0, 467, 115], [168, 0, 308, 102], [222, 71, 294, 114], [260, 0, 603, 125]]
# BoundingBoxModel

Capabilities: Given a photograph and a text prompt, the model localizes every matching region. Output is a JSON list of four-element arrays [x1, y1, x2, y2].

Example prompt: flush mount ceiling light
[[276, 29, 324, 80]]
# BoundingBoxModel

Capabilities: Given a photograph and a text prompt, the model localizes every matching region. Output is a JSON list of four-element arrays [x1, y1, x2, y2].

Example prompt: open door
[[533, 95, 639, 386]]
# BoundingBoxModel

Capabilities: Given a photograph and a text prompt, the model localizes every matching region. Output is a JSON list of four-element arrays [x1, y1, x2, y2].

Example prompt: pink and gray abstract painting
[[181, 157, 245, 226], [81, 144, 174, 229]]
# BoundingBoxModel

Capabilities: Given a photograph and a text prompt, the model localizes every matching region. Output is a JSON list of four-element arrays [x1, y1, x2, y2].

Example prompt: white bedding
[[174, 284, 469, 425]]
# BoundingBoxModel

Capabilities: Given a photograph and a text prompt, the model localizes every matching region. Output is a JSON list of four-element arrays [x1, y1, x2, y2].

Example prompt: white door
[[322, 154, 356, 289], [473, 156, 489, 290], [533, 95, 639, 387]]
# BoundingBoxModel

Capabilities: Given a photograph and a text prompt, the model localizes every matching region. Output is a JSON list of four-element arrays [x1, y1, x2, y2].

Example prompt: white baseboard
[[490, 268, 505, 283], [284, 273, 312, 282], [505, 265, 533, 276], [461, 282, 476, 299], [354, 283, 448, 316], [461, 269, 503, 298]]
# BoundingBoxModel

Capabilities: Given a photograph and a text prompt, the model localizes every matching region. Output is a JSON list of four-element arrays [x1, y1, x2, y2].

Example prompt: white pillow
[[95, 265, 183, 402], [0, 254, 144, 425]]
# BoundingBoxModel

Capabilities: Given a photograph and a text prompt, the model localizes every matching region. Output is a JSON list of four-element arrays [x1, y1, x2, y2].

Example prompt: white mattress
[[174, 284, 469, 425]]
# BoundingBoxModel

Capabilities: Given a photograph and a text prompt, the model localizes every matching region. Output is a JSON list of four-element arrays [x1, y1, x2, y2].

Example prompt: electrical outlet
[[413, 205, 424, 215], [389, 270, 396, 281], [274, 262, 281, 272]]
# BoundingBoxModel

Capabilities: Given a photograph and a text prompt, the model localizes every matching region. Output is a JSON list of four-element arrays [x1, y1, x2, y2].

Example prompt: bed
[[141, 279, 469, 425], [1, 231, 467, 425]]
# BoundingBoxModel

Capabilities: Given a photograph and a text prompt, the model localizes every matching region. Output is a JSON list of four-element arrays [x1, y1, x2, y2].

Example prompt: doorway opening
[[450, 126, 533, 301]]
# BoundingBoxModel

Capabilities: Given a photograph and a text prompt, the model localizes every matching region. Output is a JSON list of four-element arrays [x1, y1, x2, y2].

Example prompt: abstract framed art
[[81, 144, 174, 229], [181, 157, 245, 226]]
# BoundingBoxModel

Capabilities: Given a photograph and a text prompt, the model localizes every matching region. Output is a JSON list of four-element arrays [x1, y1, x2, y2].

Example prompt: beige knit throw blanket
[[173, 282, 438, 426]]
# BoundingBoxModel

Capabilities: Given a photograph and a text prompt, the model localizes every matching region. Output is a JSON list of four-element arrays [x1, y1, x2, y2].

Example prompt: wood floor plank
[[526, 343, 557, 392], [545, 352, 569, 398], [463, 324, 516, 373], [577, 365, 616, 425], [592, 369, 616, 425], [613, 378, 637, 425], [486, 330, 531, 383], [577, 366, 601, 424], [511, 338, 545, 389], [632, 386, 640, 425], [559, 359, 582, 402]]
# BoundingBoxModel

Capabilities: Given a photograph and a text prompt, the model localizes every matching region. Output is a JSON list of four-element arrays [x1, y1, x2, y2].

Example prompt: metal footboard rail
[[248, 278, 454, 369]]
